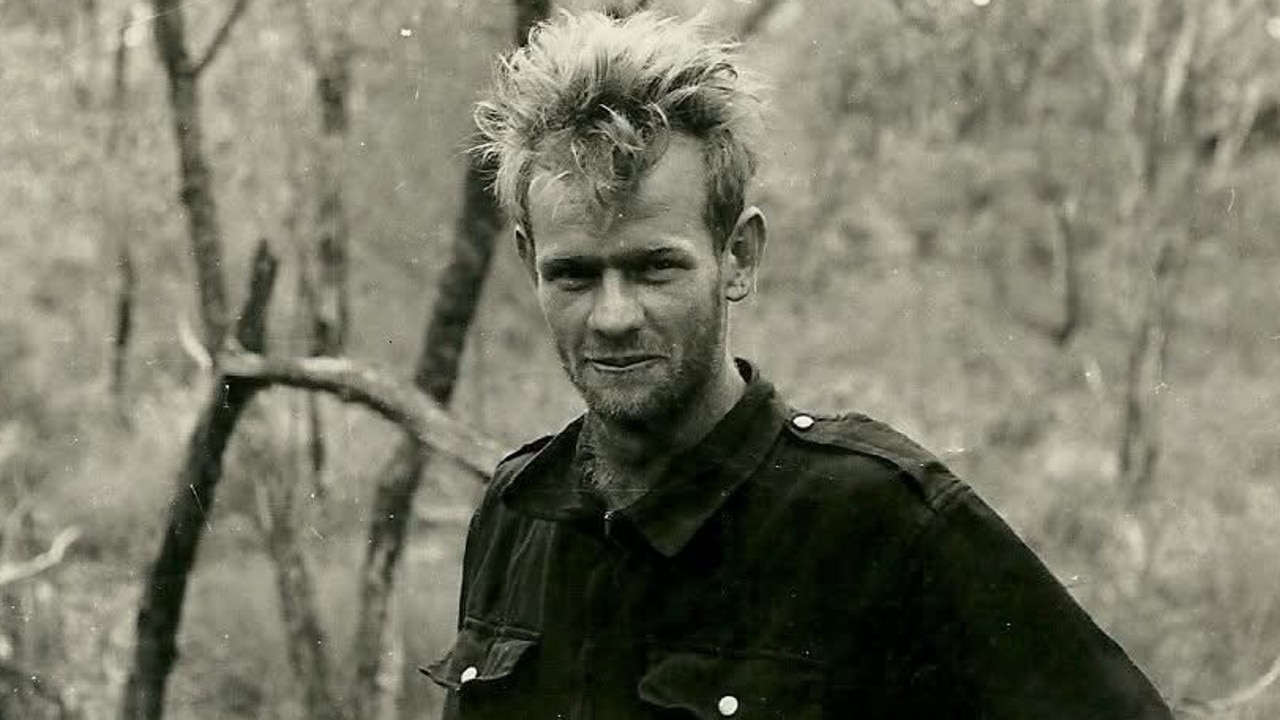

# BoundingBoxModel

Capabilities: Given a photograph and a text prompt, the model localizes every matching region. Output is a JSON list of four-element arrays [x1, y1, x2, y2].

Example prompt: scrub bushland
[[2, 1, 1278, 718]]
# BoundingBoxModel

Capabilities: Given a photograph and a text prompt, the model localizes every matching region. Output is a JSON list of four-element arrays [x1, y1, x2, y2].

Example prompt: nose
[[587, 271, 643, 337]]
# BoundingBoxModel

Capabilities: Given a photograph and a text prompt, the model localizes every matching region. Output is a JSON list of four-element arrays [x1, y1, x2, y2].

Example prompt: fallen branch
[[0, 527, 80, 589], [217, 353, 505, 478]]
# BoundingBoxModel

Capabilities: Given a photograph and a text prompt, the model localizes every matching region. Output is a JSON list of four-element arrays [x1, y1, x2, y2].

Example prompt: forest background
[[2, 0, 1279, 718]]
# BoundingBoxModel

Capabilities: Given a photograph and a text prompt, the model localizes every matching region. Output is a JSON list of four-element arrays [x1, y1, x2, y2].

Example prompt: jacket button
[[791, 413, 815, 430], [717, 694, 739, 716], [460, 666, 478, 683]]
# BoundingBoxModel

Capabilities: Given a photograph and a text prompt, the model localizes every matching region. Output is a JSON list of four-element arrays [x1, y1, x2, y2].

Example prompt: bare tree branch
[[177, 313, 214, 371], [1085, 0, 1124, 98], [193, 0, 251, 77], [0, 528, 80, 588], [217, 353, 506, 478], [1195, 0, 1269, 71], [1157, 6, 1200, 136], [249, 443, 345, 720], [285, 0, 322, 67], [347, 4, 550, 715], [110, 231, 136, 400], [1126, 0, 1159, 78], [1050, 197, 1083, 346], [150, 0, 231, 348], [1211, 76, 1266, 178]]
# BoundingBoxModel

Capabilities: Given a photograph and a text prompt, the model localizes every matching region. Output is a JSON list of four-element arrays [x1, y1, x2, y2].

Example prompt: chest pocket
[[639, 649, 824, 720], [421, 618, 540, 693]]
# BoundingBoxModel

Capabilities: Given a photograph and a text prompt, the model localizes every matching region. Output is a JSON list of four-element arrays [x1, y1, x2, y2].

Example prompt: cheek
[[645, 284, 716, 333], [538, 289, 587, 334]]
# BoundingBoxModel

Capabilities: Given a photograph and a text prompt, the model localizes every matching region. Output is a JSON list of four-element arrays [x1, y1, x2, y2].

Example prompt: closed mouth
[[586, 355, 662, 372]]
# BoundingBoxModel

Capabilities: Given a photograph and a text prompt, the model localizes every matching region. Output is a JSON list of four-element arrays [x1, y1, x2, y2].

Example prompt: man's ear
[[515, 223, 538, 283], [723, 206, 767, 303]]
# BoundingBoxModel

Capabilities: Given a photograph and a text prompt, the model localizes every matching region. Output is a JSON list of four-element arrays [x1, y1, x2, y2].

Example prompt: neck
[[585, 354, 745, 471]]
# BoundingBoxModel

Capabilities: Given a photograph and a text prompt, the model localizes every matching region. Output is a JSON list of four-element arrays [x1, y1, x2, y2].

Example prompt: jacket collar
[[500, 359, 786, 557]]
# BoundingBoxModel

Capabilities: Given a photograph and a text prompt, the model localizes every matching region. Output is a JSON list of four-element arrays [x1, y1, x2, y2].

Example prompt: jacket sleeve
[[437, 502, 484, 720], [908, 484, 1173, 720]]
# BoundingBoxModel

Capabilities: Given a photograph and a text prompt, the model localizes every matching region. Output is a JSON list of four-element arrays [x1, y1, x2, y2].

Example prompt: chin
[[581, 387, 676, 425]]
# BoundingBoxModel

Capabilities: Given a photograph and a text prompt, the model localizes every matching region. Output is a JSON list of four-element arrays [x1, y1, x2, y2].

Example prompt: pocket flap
[[421, 620, 540, 692], [638, 650, 822, 719]]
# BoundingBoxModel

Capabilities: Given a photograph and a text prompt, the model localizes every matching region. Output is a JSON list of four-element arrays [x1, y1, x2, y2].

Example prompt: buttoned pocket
[[421, 618, 540, 692], [638, 649, 823, 719]]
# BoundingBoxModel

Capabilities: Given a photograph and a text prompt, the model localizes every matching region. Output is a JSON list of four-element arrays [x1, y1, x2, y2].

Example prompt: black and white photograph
[[2, 0, 1279, 718]]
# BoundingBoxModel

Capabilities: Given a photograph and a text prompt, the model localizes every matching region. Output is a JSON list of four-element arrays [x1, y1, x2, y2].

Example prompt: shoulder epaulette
[[781, 409, 957, 505]]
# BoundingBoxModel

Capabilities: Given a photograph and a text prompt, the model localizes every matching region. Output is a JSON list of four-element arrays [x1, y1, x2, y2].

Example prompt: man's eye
[[640, 259, 682, 282], [548, 269, 594, 290]]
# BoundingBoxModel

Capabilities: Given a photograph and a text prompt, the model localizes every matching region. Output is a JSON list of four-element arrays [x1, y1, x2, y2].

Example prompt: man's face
[[521, 136, 734, 425]]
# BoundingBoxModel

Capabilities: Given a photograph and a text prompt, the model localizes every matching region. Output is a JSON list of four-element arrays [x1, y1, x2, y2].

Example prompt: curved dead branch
[[0, 527, 79, 589], [217, 353, 505, 478]]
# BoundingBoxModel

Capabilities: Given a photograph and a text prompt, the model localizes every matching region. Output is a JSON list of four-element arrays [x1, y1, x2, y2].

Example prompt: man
[[426, 10, 1173, 719]]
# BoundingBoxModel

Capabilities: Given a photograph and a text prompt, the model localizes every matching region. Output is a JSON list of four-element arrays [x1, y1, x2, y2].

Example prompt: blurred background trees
[[1, 0, 1278, 718]]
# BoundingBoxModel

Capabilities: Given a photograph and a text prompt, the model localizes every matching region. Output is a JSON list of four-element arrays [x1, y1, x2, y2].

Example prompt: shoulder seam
[[496, 433, 554, 467], [781, 410, 970, 507], [927, 477, 970, 513]]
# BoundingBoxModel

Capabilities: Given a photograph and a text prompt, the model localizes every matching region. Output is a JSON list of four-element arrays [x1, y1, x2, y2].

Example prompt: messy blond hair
[[474, 10, 762, 247]]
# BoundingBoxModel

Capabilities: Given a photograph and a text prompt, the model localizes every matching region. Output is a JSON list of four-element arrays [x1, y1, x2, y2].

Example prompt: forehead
[[525, 135, 709, 254]]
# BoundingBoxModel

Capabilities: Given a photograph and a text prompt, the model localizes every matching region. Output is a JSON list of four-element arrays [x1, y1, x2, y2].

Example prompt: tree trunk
[[123, 3, 253, 710], [66, 0, 100, 108], [310, 49, 352, 357], [107, 7, 130, 152], [120, 244, 278, 720], [108, 12, 134, 400], [1119, 228, 1191, 509], [303, 37, 354, 479], [349, 147, 505, 718], [248, 14, 355, 717], [254, 455, 346, 720], [150, 0, 231, 350], [1050, 196, 1082, 347], [111, 242, 135, 398], [348, 3, 549, 716]]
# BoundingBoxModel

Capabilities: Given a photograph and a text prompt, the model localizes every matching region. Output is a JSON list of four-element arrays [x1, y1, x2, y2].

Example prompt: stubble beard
[[561, 297, 726, 427]]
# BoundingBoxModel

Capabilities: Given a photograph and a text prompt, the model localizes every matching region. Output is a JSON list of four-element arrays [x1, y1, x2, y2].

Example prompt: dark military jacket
[[425, 362, 1172, 719]]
